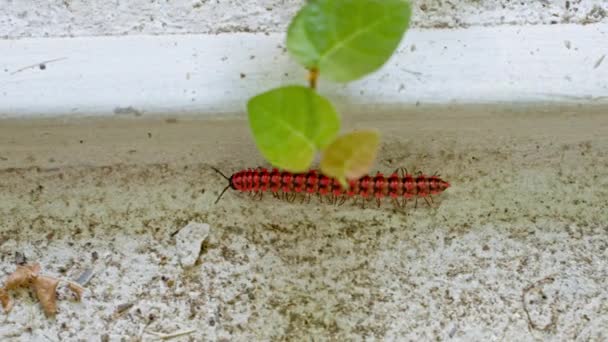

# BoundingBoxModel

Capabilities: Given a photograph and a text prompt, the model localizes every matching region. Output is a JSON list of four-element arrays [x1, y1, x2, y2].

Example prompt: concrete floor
[[0, 104, 607, 340]]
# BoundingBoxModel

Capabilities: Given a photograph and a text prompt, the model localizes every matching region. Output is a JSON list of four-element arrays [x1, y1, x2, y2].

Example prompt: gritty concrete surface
[[1, 0, 606, 39], [0, 104, 607, 340]]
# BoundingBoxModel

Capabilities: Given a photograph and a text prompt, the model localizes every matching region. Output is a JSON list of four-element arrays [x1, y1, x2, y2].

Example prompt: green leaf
[[320, 130, 380, 187], [287, 0, 412, 82], [247, 85, 340, 172]]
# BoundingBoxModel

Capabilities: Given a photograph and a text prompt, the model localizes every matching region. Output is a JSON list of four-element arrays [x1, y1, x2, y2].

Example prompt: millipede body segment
[[213, 167, 451, 207]]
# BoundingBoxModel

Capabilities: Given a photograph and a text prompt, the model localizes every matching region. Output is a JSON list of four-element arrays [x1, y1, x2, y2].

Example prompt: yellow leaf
[[320, 130, 380, 186]]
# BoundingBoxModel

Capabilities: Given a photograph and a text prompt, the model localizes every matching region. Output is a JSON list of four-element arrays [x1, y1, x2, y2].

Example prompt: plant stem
[[308, 68, 319, 90]]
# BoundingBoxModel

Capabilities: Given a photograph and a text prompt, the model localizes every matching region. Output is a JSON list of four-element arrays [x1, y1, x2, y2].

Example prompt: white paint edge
[[1, 24, 607, 118]]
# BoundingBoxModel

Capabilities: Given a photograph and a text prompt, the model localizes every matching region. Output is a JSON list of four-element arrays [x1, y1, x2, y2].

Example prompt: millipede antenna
[[214, 185, 230, 204], [211, 167, 231, 204], [211, 167, 230, 181]]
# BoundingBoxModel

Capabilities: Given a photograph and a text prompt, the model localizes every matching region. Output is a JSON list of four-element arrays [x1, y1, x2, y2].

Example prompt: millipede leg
[[338, 196, 347, 206], [376, 197, 381, 208], [363, 197, 372, 209], [424, 197, 432, 207], [414, 197, 418, 209], [396, 198, 407, 210], [394, 167, 409, 177]]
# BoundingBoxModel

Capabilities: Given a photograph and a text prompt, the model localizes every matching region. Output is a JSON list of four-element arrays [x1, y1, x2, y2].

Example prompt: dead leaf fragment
[[2, 263, 86, 316], [5, 263, 41, 290], [32, 276, 59, 316], [0, 288, 13, 313], [68, 283, 84, 301]]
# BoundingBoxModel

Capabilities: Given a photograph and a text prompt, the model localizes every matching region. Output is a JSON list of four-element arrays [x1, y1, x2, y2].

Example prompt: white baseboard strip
[[1, 23, 606, 118]]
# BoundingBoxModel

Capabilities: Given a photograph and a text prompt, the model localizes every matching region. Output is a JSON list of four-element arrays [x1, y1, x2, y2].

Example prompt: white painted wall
[[0, 1, 607, 117], [1, 25, 607, 118]]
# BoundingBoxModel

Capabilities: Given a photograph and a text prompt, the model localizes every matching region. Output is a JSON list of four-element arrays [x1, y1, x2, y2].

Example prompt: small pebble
[[175, 222, 210, 267]]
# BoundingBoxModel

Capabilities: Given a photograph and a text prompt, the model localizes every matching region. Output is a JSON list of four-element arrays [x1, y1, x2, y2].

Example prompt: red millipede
[[212, 167, 450, 208]]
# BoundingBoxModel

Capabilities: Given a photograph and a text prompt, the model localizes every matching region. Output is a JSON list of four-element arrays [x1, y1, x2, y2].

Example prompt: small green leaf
[[320, 130, 380, 187], [287, 0, 412, 82], [247, 85, 340, 172]]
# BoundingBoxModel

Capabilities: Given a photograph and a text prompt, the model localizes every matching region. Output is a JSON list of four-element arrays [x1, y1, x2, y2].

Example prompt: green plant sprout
[[247, 0, 412, 186]]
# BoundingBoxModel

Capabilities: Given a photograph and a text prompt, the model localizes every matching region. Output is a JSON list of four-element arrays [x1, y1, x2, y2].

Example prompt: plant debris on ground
[[1, 263, 85, 316]]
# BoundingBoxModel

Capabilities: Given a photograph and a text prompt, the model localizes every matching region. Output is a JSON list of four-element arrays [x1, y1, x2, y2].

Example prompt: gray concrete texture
[[0, 104, 607, 340], [1, 0, 607, 39]]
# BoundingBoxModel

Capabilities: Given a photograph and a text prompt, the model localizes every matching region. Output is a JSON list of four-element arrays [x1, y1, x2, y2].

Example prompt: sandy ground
[[0, 104, 607, 341]]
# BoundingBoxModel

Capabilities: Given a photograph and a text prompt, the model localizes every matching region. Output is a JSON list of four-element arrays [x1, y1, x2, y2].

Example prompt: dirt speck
[[113, 106, 143, 117]]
